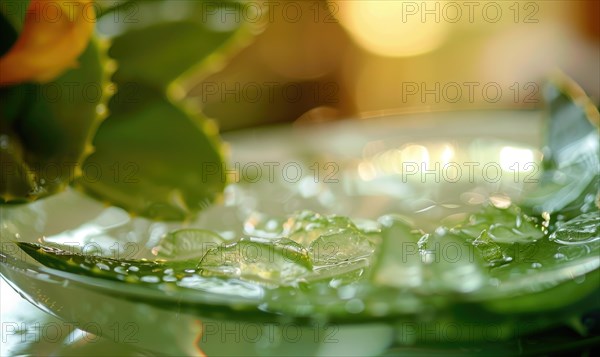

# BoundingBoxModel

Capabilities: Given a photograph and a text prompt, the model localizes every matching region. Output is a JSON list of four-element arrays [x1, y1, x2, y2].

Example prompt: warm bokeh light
[[441, 145, 455, 165], [179, 0, 599, 130], [401, 144, 431, 168], [333, 0, 450, 57]]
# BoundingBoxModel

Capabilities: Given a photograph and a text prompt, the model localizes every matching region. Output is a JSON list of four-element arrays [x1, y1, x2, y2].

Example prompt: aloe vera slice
[[199, 237, 313, 286], [523, 75, 599, 218], [154, 229, 225, 260], [17, 242, 192, 284]]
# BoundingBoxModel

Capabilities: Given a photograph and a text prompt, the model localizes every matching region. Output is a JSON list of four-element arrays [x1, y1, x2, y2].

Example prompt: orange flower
[[0, 0, 95, 85]]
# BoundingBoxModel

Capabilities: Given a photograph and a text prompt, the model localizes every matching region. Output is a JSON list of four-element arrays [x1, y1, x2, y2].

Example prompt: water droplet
[[557, 244, 592, 261], [434, 226, 447, 236], [337, 285, 356, 300], [329, 278, 343, 288], [531, 262, 542, 269], [345, 299, 365, 314], [421, 250, 435, 264], [114, 266, 127, 275], [140, 276, 160, 283], [490, 194, 512, 209], [550, 212, 599, 245], [95, 263, 110, 271]]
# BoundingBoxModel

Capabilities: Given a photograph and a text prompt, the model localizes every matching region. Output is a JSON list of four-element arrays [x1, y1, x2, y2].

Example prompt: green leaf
[[473, 205, 545, 244], [0, 0, 26, 33], [78, 1, 258, 220], [0, 134, 36, 201], [418, 229, 488, 294], [462, 208, 600, 311], [449, 205, 544, 268], [543, 77, 598, 169], [77, 97, 225, 220], [97, 0, 258, 93], [17, 242, 185, 284], [523, 75, 600, 217], [0, 30, 109, 202], [482, 270, 600, 314], [109, 21, 236, 91]]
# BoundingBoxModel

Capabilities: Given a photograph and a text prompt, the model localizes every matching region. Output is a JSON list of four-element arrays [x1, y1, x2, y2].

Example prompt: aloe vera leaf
[[0, 9, 110, 203], [78, 2, 258, 220], [17, 242, 198, 284], [482, 268, 600, 314], [109, 21, 238, 91], [543, 76, 599, 170], [0, 0, 26, 31], [76, 96, 225, 220], [523, 76, 600, 217], [463, 209, 600, 310]]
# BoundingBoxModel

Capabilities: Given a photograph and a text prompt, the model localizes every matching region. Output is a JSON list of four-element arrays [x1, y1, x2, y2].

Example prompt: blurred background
[[177, 0, 599, 131]]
